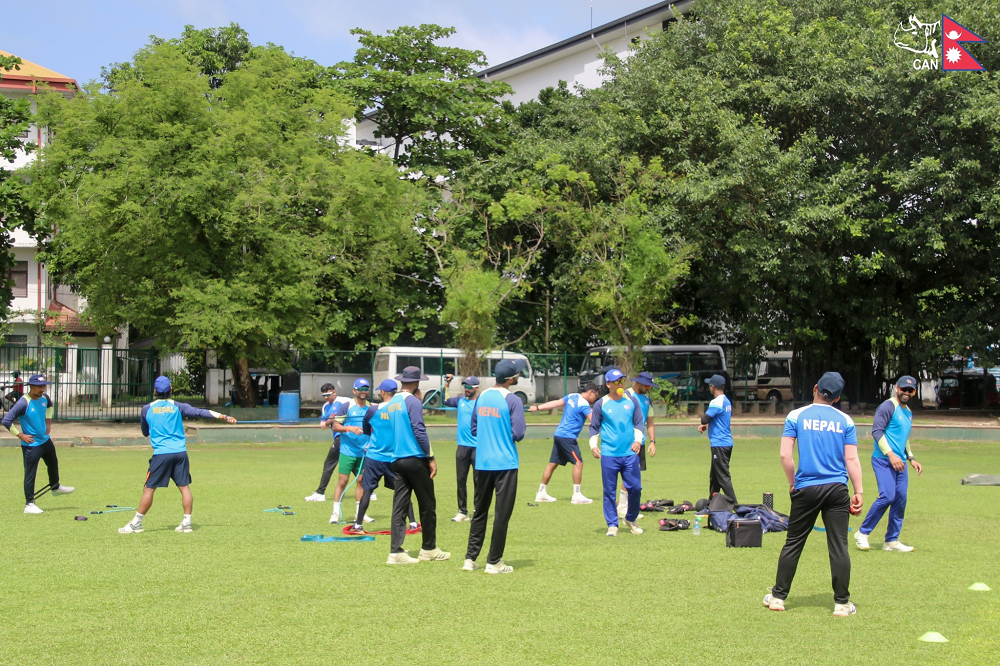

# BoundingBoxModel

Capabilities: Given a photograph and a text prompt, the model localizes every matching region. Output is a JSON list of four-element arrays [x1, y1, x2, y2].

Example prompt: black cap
[[817, 372, 845, 399], [395, 366, 428, 382]]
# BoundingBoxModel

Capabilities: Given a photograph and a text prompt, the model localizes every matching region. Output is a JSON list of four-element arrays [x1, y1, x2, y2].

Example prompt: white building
[[1, 49, 103, 349], [353, 0, 693, 152]]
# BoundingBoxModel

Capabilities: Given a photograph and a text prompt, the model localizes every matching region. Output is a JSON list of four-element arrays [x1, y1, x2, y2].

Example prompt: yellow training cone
[[968, 583, 991, 591], [918, 632, 949, 643]]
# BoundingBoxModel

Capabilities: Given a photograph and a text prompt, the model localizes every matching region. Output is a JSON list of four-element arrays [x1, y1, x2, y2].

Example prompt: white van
[[373, 347, 536, 405], [733, 351, 793, 403]]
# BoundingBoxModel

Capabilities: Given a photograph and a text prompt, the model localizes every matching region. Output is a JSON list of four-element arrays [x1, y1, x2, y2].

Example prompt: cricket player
[[119, 375, 237, 534], [618, 371, 657, 515], [443, 373, 480, 522], [698, 374, 737, 502], [531, 383, 600, 504], [590, 368, 645, 537], [305, 383, 352, 502], [763, 372, 864, 616], [464, 359, 527, 574], [2, 373, 75, 513], [855, 375, 923, 552], [329, 378, 375, 525]]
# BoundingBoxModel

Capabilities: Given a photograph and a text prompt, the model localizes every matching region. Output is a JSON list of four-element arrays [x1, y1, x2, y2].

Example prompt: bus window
[[397, 356, 421, 372], [374, 353, 389, 373], [424, 356, 456, 376]]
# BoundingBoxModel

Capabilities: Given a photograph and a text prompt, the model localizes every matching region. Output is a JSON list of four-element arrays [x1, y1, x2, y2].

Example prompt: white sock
[[334, 501, 342, 513], [182, 513, 191, 525], [133, 512, 145, 526], [538, 484, 547, 493], [619, 489, 628, 505], [573, 484, 581, 494]]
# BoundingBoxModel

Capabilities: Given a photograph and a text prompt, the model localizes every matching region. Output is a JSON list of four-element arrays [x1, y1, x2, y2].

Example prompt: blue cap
[[395, 366, 428, 382], [604, 368, 625, 383], [704, 374, 726, 389], [353, 378, 371, 390], [378, 379, 399, 393], [462, 376, 480, 387], [896, 375, 917, 390], [27, 373, 53, 386], [494, 359, 527, 381], [153, 375, 171, 393], [817, 372, 845, 399], [631, 371, 655, 387]]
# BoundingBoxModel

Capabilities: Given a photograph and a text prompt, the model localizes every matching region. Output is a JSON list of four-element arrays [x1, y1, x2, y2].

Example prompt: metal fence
[[0, 345, 158, 420]]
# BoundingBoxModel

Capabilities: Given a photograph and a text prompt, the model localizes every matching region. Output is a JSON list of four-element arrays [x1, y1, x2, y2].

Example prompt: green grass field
[[1, 436, 997, 664]]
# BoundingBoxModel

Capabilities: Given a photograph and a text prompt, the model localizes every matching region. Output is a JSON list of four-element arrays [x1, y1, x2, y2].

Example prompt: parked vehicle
[[373, 347, 536, 405], [579, 345, 729, 400]]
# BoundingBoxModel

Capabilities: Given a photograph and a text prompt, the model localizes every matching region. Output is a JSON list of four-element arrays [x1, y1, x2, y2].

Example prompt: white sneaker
[[570, 494, 593, 505], [624, 519, 643, 535], [370, 492, 378, 501], [535, 492, 557, 503], [304, 493, 325, 502], [363, 514, 375, 524], [461, 558, 479, 571], [833, 602, 857, 617], [606, 525, 618, 537], [330, 508, 341, 524], [51, 485, 75, 495], [762, 593, 785, 611], [119, 522, 143, 534], [883, 540, 914, 552], [24, 503, 43, 514], [175, 522, 192, 533], [418, 548, 451, 561], [854, 531, 870, 550], [485, 561, 514, 574], [386, 551, 419, 565], [636, 513, 645, 521], [451, 512, 471, 522], [409, 521, 418, 530]]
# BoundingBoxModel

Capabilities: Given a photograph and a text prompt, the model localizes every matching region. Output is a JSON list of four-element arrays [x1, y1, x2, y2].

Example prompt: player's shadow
[[787, 593, 836, 610]]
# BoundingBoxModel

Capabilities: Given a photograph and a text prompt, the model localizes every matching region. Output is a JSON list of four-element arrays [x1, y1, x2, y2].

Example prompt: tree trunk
[[232, 356, 256, 408]]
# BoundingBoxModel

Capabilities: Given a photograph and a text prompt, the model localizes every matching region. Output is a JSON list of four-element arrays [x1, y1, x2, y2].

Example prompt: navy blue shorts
[[145, 452, 191, 488], [550, 436, 583, 466], [361, 459, 396, 492]]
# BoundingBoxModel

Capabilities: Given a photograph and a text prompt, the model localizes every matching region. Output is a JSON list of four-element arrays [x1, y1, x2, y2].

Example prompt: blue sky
[[3, 0, 659, 84]]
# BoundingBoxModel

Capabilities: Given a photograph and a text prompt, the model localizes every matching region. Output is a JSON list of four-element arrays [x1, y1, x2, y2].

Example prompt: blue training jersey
[[387, 392, 432, 460], [321, 399, 349, 441], [782, 403, 858, 489], [871, 398, 912, 460], [444, 393, 477, 448], [1, 394, 53, 447], [363, 403, 395, 463], [705, 394, 733, 447], [141, 399, 217, 454], [625, 388, 651, 443], [340, 401, 371, 457], [552, 393, 593, 439], [589, 394, 643, 457], [470, 387, 526, 471]]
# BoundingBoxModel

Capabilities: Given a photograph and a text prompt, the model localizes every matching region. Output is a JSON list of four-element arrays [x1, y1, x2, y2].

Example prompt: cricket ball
[[849, 505, 861, 516]]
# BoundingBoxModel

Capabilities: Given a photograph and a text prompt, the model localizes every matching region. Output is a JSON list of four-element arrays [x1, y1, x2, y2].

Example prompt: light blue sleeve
[[844, 419, 858, 445], [781, 415, 798, 438], [705, 404, 723, 418]]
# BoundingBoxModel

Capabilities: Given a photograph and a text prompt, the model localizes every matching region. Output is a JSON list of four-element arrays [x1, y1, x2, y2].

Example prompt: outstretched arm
[[177, 402, 237, 424], [529, 397, 566, 413]]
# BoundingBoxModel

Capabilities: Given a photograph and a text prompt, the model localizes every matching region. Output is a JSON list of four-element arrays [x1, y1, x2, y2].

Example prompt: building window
[[3, 335, 28, 347], [8, 261, 28, 298]]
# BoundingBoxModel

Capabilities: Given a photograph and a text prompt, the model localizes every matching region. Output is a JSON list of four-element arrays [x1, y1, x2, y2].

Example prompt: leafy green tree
[[0, 55, 38, 317], [333, 24, 513, 172], [587, 0, 1000, 398], [28, 40, 426, 406]]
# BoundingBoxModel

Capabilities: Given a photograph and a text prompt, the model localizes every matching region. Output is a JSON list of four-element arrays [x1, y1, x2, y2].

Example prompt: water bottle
[[693, 515, 702, 535]]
